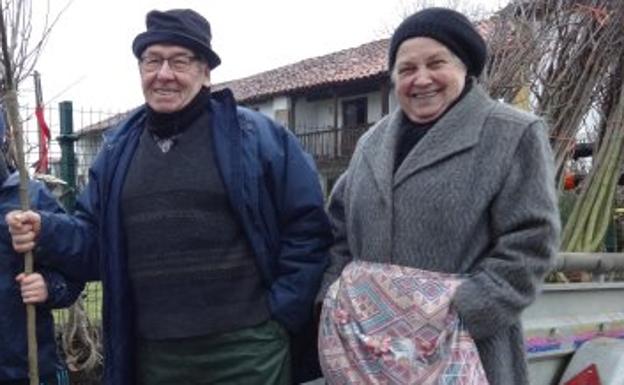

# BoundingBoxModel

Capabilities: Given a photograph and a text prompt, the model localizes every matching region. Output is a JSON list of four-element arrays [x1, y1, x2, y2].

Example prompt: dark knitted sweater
[[121, 92, 269, 340], [394, 117, 433, 172]]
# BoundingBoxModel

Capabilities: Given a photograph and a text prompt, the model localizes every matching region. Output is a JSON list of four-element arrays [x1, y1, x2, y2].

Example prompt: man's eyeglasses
[[139, 54, 200, 73]]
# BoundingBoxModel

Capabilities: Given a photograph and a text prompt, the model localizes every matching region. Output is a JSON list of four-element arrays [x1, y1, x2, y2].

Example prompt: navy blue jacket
[[0, 173, 85, 381], [34, 89, 332, 385]]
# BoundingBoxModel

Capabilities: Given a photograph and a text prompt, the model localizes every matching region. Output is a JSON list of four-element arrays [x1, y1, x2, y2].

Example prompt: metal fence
[[16, 103, 122, 173], [296, 124, 369, 162]]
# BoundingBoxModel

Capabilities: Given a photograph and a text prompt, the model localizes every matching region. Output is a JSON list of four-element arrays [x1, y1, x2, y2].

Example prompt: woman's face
[[393, 37, 467, 124]]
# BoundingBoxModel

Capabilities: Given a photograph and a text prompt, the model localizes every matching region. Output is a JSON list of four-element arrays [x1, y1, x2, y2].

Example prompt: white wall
[[248, 100, 274, 119], [295, 98, 335, 132], [247, 87, 390, 132], [366, 92, 383, 123], [388, 84, 398, 112], [272, 96, 290, 111], [75, 134, 104, 191]]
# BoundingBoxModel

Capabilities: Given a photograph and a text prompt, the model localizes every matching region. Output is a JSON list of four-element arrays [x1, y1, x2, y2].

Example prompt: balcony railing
[[295, 124, 370, 162]]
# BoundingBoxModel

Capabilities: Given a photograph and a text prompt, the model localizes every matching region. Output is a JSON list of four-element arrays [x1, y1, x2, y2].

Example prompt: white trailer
[[525, 252, 624, 384]]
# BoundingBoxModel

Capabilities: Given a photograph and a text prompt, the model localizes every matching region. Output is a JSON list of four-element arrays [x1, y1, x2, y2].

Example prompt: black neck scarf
[[145, 86, 212, 139]]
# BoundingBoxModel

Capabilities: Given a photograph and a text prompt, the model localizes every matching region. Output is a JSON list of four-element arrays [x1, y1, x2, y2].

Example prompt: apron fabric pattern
[[319, 261, 489, 385]]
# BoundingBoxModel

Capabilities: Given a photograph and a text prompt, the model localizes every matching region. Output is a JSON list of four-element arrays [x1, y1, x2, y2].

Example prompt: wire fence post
[[58, 101, 77, 212]]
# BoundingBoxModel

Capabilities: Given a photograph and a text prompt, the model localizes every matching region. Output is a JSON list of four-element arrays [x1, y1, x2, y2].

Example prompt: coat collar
[[360, 108, 402, 205], [361, 83, 496, 195]]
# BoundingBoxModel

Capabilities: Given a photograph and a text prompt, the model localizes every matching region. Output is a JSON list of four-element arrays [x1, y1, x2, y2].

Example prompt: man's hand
[[5, 210, 41, 253], [16, 273, 49, 304]]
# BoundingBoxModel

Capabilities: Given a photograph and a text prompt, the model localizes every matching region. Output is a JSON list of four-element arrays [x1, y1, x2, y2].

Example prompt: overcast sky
[[25, 0, 506, 113]]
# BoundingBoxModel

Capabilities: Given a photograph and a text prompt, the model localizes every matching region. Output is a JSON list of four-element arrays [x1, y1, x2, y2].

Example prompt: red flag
[[34, 105, 50, 173]]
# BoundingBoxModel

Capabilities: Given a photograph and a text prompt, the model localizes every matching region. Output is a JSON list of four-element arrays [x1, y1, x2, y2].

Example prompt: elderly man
[[6, 9, 332, 385]]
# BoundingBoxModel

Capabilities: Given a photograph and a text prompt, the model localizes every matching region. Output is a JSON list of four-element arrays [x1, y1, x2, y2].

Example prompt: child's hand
[[5, 210, 41, 254], [15, 273, 49, 304]]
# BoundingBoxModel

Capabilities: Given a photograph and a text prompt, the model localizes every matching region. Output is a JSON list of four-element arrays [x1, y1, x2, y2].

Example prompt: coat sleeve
[[39, 268, 85, 309], [28, 182, 87, 307], [262, 124, 333, 333], [34, 160, 102, 282], [452, 120, 561, 340], [317, 172, 352, 301]]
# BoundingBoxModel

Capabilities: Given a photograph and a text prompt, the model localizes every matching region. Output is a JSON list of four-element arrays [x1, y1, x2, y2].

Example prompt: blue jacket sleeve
[[39, 268, 85, 309], [28, 181, 88, 306], [33, 170, 100, 282], [30, 180, 65, 214], [261, 121, 333, 332]]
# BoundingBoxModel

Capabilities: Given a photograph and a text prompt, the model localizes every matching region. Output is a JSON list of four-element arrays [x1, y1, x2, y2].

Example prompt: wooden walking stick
[[0, 6, 39, 385]]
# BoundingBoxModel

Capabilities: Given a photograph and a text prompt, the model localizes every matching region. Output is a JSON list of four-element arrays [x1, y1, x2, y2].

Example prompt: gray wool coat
[[321, 84, 561, 385]]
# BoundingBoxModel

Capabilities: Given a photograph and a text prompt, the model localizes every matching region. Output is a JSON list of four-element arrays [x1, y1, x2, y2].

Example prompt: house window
[[342, 97, 367, 128]]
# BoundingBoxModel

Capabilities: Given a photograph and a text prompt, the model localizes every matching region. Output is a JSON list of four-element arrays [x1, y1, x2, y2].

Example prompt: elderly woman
[[318, 7, 560, 385]]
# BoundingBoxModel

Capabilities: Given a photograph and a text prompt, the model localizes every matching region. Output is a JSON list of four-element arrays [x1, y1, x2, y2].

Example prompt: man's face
[[139, 44, 210, 113], [392, 37, 467, 124]]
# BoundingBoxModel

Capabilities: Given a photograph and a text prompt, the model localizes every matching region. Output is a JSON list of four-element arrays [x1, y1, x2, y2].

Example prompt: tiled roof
[[215, 39, 390, 103]]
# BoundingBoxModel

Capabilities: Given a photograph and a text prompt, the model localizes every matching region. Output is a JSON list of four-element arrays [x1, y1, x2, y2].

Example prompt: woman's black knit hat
[[132, 9, 221, 69], [388, 7, 486, 77]]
